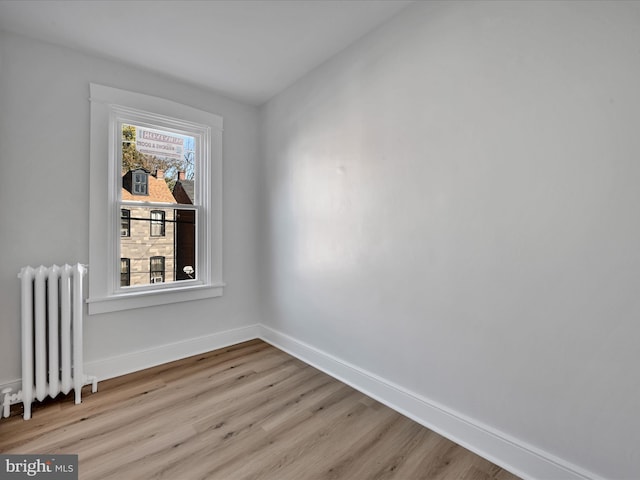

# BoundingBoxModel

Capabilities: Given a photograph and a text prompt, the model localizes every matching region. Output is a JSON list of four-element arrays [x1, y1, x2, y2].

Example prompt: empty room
[[0, 1, 638, 479]]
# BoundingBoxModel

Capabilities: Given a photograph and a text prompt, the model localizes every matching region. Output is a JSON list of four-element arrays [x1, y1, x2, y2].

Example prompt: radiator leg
[[2, 388, 11, 418]]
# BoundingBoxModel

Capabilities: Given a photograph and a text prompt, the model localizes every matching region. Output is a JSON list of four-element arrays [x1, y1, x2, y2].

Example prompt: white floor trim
[[258, 325, 603, 480], [1, 325, 262, 410], [2, 322, 603, 480], [85, 324, 261, 382]]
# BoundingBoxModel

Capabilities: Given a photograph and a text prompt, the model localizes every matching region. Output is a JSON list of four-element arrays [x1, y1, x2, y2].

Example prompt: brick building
[[120, 169, 177, 286]]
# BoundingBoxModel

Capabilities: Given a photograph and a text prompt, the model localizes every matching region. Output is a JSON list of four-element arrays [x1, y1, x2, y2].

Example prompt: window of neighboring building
[[88, 84, 224, 314], [121, 209, 130, 237], [150, 256, 165, 283], [132, 171, 148, 195], [150, 210, 165, 237], [120, 258, 130, 286]]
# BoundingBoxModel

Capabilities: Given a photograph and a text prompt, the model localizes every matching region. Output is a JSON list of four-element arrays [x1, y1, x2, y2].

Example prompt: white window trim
[[88, 84, 224, 315]]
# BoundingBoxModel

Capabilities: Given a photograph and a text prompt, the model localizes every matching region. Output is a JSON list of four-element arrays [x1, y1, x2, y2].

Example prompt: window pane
[[119, 206, 196, 287], [121, 123, 196, 204]]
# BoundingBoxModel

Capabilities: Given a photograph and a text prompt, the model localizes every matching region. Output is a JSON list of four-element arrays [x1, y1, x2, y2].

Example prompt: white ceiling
[[0, 0, 412, 105]]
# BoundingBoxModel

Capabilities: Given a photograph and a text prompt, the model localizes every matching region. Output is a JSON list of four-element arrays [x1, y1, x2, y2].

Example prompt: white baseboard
[[85, 323, 261, 381], [257, 325, 603, 480], [1, 322, 602, 480], [0, 324, 261, 411]]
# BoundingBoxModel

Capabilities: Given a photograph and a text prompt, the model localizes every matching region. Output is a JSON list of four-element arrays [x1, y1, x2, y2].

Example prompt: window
[[88, 84, 224, 314], [121, 209, 130, 237], [150, 210, 165, 237], [120, 258, 130, 286], [150, 256, 165, 283], [132, 171, 148, 195]]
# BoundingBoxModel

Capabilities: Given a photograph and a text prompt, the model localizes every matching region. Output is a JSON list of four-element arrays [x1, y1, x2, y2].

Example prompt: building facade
[[120, 169, 177, 286]]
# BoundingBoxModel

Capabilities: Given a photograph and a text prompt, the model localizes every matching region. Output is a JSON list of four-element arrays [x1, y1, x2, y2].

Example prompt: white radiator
[[2, 264, 97, 420]]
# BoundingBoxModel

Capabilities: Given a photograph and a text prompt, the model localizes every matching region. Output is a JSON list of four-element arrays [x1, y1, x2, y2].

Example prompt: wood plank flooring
[[0, 340, 520, 480]]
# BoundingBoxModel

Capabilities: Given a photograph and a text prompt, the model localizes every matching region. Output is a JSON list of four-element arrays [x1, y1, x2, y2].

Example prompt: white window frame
[[88, 84, 224, 314]]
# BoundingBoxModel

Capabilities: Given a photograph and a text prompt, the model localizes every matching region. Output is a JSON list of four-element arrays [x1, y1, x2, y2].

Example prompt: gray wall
[[3, 1, 640, 477], [0, 31, 261, 382], [260, 1, 640, 478]]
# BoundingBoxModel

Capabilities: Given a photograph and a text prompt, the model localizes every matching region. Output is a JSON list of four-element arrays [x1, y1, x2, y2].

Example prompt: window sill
[[87, 283, 225, 315]]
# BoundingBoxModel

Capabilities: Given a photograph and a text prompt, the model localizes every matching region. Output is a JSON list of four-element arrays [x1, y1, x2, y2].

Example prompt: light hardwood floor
[[0, 340, 520, 480]]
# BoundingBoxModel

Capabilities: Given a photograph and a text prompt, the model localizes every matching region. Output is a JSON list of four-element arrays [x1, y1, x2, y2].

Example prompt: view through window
[[119, 123, 197, 288]]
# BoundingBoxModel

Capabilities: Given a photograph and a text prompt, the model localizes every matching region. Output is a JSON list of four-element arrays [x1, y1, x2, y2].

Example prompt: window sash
[[113, 108, 205, 295]]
